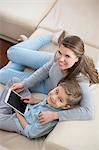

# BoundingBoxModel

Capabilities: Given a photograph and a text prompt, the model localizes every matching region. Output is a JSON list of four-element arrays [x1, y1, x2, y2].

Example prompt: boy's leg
[[0, 113, 18, 133]]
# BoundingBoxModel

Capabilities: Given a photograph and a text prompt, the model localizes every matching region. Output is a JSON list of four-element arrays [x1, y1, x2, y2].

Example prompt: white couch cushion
[[0, 0, 56, 41], [0, 146, 8, 150], [0, 130, 46, 150]]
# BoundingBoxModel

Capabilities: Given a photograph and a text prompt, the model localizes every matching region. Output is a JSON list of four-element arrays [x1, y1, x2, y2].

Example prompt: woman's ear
[[75, 57, 79, 62]]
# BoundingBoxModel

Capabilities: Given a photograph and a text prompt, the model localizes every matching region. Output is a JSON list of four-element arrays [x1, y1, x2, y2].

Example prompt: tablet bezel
[[5, 88, 28, 115]]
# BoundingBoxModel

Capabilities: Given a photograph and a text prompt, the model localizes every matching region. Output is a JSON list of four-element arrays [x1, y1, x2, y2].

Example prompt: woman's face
[[56, 44, 78, 70]]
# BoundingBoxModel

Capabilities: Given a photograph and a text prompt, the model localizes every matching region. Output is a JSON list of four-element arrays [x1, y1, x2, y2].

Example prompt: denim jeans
[[0, 35, 54, 94]]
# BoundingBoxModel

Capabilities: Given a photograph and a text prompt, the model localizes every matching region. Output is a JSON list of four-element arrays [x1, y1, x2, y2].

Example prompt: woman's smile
[[57, 61, 68, 70]]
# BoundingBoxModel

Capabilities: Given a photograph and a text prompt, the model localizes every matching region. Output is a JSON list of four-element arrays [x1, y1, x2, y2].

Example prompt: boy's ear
[[62, 104, 71, 109]]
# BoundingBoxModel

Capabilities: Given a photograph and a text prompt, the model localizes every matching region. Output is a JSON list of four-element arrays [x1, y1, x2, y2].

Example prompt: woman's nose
[[59, 55, 65, 61]]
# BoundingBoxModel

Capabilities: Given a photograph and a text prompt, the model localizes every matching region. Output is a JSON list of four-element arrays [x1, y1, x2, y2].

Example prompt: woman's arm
[[11, 60, 53, 92], [21, 60, 53, 88], [39, 82, 92, 124]]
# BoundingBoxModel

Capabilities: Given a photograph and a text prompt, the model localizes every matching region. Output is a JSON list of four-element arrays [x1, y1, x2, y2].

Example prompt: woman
[[0, 34, 99, 124]]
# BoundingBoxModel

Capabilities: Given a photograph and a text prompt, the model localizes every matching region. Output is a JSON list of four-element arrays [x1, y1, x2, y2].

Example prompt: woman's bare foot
[[52, 30, 65, 45], [17, 35, 28, 42]]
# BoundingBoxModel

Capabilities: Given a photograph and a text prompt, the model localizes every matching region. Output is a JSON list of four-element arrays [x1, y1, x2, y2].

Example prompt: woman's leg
[[3, 61, 25, 71], [0, 68, 49, 94], [0, 35, 54, 84], [8, 50, 54, 69], [7, 35, 53, 69], [0, 68, 32, 85], [0, 51, 54, 85], [9, 35, 52, 50]]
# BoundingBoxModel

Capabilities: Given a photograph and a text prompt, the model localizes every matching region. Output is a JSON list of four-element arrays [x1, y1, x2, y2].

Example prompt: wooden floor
[[0, 38, 13, 68]]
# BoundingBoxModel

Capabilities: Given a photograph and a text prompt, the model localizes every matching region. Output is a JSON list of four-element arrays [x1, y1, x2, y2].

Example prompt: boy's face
[[48, 85, 69, 109]]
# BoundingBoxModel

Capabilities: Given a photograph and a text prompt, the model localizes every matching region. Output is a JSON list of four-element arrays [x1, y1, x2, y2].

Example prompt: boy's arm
[[22, 95, 41, 104], [16, 111, 58, 139], [16, 112, 27, 128], [23, 119, 58, 139]]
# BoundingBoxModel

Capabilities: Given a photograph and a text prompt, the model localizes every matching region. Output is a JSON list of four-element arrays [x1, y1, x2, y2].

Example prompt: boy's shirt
[[15, 99, 60, 139]]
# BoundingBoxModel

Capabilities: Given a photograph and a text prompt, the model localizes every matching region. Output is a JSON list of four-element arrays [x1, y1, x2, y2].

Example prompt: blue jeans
[[0, 35, 54, 94]]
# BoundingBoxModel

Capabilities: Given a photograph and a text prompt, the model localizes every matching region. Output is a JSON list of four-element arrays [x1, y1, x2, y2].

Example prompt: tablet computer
[[5, 88, 28, 115]]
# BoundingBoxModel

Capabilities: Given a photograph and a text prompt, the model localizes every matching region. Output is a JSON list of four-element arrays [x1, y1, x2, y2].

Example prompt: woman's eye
[[65, 55, 70, 58], [58, 51, 62, 55]]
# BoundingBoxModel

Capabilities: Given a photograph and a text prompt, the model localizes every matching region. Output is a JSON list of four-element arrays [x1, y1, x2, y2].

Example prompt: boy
[[0, 78, 82, 139]]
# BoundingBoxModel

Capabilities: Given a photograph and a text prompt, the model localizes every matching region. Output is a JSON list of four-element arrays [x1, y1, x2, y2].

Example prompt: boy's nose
[[52, 95, 57, 102]]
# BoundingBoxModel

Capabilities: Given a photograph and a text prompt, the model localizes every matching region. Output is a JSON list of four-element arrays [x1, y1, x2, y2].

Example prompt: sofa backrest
[[39, 0, 99, 49]]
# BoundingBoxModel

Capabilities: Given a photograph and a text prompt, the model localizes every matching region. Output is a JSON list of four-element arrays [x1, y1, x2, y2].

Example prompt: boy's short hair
[[59, 79, 82, 108]]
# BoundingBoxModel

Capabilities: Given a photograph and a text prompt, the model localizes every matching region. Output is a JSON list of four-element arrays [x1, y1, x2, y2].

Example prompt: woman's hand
[[22, 96, 41, 104], [38, 111, 59, 125], [11, 83, 24, 93]]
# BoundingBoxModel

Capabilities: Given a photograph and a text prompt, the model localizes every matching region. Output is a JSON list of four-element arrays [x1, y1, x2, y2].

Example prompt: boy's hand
[[16, 111, 22, 118], [16, 111, 27, 128], [21, 96, 41, 104], [16, 111, 20, 116], [38, 111, 58, 125], [11, 83, 24, 93]]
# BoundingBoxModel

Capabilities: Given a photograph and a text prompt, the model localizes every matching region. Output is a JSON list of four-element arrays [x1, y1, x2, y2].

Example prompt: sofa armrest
[[45, 119, 98, 150]]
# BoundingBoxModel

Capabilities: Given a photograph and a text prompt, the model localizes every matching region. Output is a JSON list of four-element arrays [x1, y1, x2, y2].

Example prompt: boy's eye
[[59, 99, 63, 103], [55, 89, 59, 94]]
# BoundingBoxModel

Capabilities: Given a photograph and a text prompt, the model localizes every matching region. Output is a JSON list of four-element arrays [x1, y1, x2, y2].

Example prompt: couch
[[0, 0, 99, 150]]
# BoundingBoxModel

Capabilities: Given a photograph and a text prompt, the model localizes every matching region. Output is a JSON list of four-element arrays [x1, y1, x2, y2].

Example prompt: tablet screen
[[5, 89, 27, 115]]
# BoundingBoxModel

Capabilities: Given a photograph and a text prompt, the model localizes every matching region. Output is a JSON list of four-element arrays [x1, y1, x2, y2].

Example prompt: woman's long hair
[[58, 35, 99, 85]]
